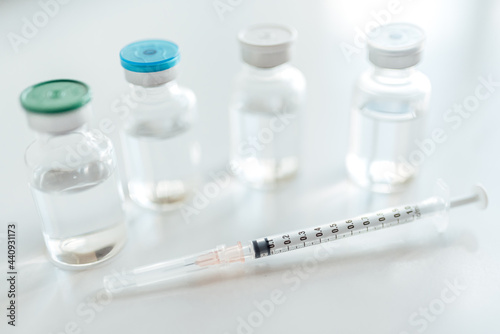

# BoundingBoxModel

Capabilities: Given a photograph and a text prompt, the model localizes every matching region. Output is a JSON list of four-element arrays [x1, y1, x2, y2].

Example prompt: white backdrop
[[1, 0, 499, 333]]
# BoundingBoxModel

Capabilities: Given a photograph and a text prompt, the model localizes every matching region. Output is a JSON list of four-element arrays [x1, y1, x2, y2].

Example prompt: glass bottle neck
[[129, 80, 179, 97], [35, 124, 88, 141], [370, 66, 417, 84], [242, 62, 291, 76]]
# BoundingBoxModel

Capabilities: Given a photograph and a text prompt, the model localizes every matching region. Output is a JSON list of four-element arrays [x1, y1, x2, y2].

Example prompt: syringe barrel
[[251, 196, 447, 258]]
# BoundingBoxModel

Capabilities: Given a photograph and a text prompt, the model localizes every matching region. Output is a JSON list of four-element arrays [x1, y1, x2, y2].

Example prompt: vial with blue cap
[[230, 24, 306, 189], [119, 39, 199, 210], [21, 79, 127, 269], [346, 23, 431, 193]]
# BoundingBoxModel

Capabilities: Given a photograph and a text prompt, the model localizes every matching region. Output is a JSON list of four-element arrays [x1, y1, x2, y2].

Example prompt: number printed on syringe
[[267, 203, 422, 255]]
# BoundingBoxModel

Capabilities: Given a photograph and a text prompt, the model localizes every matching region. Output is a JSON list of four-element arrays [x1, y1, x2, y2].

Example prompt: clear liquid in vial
[[123, 122, 199, 210], [31, 161, 126, 268], [232, 107, 299, 189], [346, 103, 421, 193]]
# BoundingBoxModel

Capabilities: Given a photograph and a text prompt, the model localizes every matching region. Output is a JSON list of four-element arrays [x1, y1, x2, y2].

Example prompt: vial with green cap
[[346, 23, 431, 193], [119, 39, 199, 211], [230, 24, 306, 189], [21, 79, 127, 268]]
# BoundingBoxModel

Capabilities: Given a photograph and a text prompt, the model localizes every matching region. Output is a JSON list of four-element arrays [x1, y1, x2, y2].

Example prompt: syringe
[[104, 185, 488, 293]]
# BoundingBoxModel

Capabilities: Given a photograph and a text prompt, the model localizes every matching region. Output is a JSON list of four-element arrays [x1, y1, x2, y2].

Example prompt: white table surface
[[1, 0, 499, 333]]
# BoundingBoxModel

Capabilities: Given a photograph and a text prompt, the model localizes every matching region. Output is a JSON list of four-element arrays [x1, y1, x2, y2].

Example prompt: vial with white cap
[[119, 40, 199, 210], [21, 79, 127, 268], [230, 24, 306, 189], [346, 23, 431, 193]]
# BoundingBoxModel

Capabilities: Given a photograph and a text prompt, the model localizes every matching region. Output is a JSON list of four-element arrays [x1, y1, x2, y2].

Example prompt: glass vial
[[346, 23, 431, 193], [21, 80, 127, 268], [119, 40, 199, 211], [230, 24, 306, 189]]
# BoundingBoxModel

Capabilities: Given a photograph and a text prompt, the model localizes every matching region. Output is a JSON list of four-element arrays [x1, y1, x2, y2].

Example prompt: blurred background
[[1, 0, 499, 333]]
